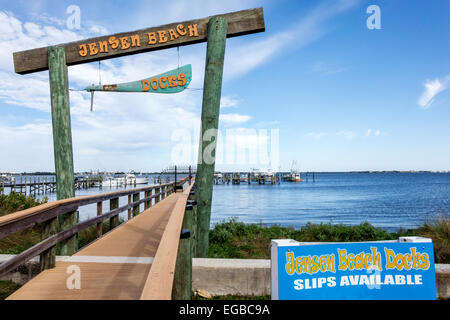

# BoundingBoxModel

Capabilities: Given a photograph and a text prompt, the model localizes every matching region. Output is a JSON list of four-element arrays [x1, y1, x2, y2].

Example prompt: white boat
[[287, 160, 302, 182], [288, 172, 302, 182], [250, 168, 276, 181], [100, 176, 124, 187], [123, 173, 148, 185], [0, 174, 15, 184]]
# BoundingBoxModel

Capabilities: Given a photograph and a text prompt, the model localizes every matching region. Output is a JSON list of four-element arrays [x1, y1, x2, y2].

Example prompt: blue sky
[[0, 0, 449, 172]]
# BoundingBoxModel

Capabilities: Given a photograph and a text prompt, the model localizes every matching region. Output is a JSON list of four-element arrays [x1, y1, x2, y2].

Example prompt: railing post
[[195, 16, 227, 257], [133, 192, 140, 216], [160, 186, 165, 200], [155, 188, 160, 205], [188, 187, 197, 258], [96, 201, 103, 238], [146, 189, 152, 209], [39, 216, 58, 271], [128, 194, 132, 220], [174, 165, 177, 192], [110, 197, 119, 230], [189, 165, 192, 185], [172, 203, 193, 300], [48, 45, 77, 260]]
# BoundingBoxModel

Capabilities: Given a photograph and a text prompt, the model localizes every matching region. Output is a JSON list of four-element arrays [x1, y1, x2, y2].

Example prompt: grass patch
[[415, 214, 450, 264], [0, 280, 21, 300]]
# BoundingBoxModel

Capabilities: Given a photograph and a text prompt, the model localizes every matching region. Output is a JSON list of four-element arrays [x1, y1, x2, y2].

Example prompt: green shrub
[[0, 192, 47, 254], [417, 214, 450, 264], [0, 192, 47, 217]]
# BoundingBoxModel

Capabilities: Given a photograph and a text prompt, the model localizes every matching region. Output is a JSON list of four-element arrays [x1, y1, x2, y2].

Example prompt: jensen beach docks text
[[78, 24, 199, 57], [285, 246, 431, 290]]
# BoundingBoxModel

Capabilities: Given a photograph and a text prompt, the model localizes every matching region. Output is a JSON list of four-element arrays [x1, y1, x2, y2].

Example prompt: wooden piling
[[48, 45, 77, 258], [172, 204, 193, 300], [133, 193, 140, 217], [195, 16, 228, 257], [110, 198, 119, 229], [128, 194, 132, 220], [97, 201, 103, 238]]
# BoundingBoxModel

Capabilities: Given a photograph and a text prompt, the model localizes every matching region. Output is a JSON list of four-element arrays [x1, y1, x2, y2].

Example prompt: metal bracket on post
[[180, 229, 191, 239]]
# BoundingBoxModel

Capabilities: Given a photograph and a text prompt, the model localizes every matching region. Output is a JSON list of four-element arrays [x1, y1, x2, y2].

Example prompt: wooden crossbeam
[[13, 8, 264, 74]]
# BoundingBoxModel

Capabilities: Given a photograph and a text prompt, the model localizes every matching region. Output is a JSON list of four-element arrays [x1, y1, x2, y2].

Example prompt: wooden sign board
[[13, 8, 264, 74], [85, 64, 192, 93]]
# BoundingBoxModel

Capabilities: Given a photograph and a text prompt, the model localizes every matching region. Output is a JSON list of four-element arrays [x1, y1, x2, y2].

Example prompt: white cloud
[[307, 132, 329, 139], [418, 76, 450, 109], [308, 130, 359, 140], [336, 130, 356, 140], [0, 1, 360, 170], [220, 113, 252, 126], [220, 96, 240, 108], [365, 129, 385, 137]]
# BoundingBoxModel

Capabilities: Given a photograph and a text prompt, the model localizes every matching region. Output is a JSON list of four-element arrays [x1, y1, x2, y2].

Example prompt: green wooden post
[[188, 192, 197, 257], [172, 206, 193, 300], [48, 45, 77, 258], [195, 17, 227, 258]]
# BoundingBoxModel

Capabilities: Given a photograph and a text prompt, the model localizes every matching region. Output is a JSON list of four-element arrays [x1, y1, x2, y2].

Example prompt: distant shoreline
[[2, 170, 449, 175]]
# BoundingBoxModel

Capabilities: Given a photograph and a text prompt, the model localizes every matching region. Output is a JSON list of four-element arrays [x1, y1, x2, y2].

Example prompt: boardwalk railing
[[0, 180, 185, 278]]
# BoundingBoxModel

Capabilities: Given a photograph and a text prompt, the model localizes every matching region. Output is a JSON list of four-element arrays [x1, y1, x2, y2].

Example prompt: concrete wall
[[192, 258, 271, 297], [1, 255, 449, 299]]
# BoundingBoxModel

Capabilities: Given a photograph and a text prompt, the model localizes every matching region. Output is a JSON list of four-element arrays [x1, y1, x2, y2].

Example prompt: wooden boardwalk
[[7, 186, 191, 300]]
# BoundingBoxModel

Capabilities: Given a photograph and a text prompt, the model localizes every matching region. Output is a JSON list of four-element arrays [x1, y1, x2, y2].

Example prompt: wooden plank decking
[[7, 186, 190, 300]]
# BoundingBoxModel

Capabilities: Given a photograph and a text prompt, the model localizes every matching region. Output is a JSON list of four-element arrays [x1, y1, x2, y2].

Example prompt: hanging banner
[[271, 237, 437, 300], [85, 64, 192, 93]]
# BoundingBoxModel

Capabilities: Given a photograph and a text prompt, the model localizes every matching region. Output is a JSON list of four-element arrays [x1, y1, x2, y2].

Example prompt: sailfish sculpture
[[84, 64, 192, 111]]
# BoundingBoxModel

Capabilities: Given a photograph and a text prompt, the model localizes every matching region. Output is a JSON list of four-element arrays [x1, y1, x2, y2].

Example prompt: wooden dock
[[214, 172, 282, 185], [0, 177, 102, 195], [0, 181, 194, 300]]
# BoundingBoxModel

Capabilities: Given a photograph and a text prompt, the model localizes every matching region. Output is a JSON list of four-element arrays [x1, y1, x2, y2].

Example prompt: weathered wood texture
[[195, 17, 228, 257], [7, 191, 185, 300], [13, 8, 264, 74], [109, 198, 119, 229], [48, 45, 77, 257], [172, 203, 193, 300], [0, 183, 175, 277]]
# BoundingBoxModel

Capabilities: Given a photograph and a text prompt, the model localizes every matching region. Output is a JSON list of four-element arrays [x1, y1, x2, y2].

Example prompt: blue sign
[[271, 238, 437, 300]]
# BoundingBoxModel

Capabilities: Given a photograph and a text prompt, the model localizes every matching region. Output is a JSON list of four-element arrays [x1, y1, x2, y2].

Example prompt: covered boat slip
[[7, 184, 192, 300]]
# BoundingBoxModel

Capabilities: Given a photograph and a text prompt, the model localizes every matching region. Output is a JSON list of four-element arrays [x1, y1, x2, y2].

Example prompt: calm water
[[210, 172, 450, 231], [4, 172, 450, 231]]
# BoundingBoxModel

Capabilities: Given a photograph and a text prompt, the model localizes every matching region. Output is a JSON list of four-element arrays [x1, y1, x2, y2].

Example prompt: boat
[[287, 160, 302, 182], [288, 172, 302, 182], [250, 168, 276, 182], [123, 173, 148, 185], [0, 173, 15, 184], [100, 175, 124, 187]]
